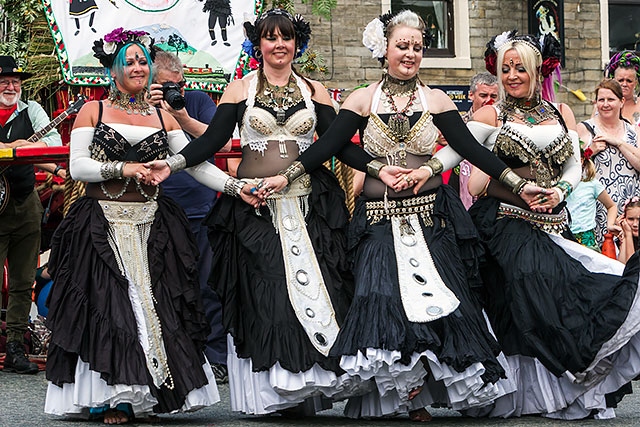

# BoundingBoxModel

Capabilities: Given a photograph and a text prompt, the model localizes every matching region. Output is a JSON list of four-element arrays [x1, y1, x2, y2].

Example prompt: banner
[[42, 0, 262, 92]]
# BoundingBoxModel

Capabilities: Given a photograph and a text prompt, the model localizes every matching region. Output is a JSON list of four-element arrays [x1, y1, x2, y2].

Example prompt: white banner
[[43, 0, 262, 92]]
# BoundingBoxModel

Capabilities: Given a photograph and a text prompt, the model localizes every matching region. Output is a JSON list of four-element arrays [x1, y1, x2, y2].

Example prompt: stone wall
[[300, 0, 604, 121]]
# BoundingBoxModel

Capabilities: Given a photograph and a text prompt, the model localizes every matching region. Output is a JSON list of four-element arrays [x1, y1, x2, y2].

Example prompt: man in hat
[[0, 56, 62, 374]]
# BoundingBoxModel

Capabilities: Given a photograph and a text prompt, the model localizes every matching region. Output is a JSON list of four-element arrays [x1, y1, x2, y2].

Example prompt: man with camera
[[148, 50, 229, 384]]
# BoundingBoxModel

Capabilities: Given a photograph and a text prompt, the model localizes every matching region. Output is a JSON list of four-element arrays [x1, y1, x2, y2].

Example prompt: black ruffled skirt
[[45, 196, 214, 414], [470, 197, 639, 376], [205, 167, 353, 374], [332, 185, 505, 384]]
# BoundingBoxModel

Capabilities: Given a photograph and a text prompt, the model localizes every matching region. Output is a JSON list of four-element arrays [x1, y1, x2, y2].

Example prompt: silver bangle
[[115, 161, 125, 179], [165, 154, 187, 174], [223, 177, 247, 198]]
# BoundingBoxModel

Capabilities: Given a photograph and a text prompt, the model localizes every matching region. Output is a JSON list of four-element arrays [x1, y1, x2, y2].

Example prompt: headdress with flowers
[[362, 11, 432, 65], [605, 50, 640, 81], [241, 9, 311, 62], [623, 196, 640, 213], [484, 30, 562, 101], [92, 27, 155, 68]]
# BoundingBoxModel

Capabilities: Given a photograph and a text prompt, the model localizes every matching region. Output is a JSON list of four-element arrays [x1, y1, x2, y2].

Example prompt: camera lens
[[162, 82, 186, 110]]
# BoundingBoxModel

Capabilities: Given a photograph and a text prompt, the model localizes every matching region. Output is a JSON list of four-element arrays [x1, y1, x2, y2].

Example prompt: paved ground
[[3, 372, 640, 426]]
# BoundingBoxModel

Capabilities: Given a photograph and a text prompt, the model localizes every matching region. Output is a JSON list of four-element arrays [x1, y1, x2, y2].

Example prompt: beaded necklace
[[381, 74, 419, 168], [500, 94, 556, 127], [255, 70, 303, 125], [107, 87, 153, 116]]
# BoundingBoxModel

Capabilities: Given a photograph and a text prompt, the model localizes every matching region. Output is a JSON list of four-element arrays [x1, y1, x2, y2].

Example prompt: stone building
[[299, 0, 640, 122]]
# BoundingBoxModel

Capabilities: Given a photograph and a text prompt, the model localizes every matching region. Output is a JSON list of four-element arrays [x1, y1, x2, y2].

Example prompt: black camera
[[161, 82, 186, 110]]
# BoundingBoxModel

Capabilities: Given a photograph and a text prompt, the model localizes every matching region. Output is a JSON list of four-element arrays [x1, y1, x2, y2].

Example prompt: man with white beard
[[0, 56, 61, 374]]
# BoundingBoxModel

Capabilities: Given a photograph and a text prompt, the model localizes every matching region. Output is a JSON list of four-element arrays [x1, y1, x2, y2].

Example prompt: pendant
[[279, 140, 288, 159], [276, 108, 286, 125], [388, 113, 410, 141]]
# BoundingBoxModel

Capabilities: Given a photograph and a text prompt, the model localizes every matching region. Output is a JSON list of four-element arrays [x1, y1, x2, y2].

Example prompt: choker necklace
[[500, 94, 556, 127], [382, 72, 418, 97], [255, 70, 303, 126], [107, 87, 153, 116]]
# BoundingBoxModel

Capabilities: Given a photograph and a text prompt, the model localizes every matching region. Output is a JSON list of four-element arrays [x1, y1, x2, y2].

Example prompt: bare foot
[[409, 408, 433, 422], [408, 386, 423, 400], [103, 409, 129, 425]]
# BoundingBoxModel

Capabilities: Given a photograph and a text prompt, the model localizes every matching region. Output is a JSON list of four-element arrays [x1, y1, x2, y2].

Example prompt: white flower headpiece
[[362, 18, 387, 60]]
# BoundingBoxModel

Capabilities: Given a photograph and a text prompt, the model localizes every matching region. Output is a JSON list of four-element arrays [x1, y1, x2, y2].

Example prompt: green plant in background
[[0, 0, 61, 106], [0, 0, 42, 59]]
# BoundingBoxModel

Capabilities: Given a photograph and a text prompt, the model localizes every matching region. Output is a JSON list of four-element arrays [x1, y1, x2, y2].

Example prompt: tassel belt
[[497, 203, 568, 234], [366, 193, 437, 226]]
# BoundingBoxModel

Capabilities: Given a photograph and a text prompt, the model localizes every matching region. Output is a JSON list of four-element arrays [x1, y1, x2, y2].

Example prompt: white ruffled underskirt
[[468, 234, 640, 420], [340, 347, 517, 418], [44, 359, 220, 417], [227, 335, 373, 415]]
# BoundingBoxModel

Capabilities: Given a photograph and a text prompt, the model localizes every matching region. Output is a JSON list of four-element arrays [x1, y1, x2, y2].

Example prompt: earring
[[255, 49, 262, 60]]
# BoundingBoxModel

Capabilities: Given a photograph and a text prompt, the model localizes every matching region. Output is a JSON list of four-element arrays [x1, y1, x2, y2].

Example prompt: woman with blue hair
[[44, 28, 222, 423]]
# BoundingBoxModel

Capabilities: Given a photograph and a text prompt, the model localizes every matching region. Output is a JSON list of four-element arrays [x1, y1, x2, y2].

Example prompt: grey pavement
[[2, 371, 640, 426]]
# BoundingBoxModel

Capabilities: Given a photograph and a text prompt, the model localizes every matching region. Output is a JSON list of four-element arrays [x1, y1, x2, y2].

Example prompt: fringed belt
[[99, 200, 174, 390], [497, 203, 568, 234], [365, 193, 460, 323], [252, 174, 339, 355], [365, 193, 438, 226]]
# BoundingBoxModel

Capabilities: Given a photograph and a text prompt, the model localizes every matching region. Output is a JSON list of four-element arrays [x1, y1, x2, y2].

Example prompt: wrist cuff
[[499, 168, 526, 194], [278, 161, 305, 184], [165, 154, 187, 174], [421, 157, 443, 176], [366, 160, 386, 179]]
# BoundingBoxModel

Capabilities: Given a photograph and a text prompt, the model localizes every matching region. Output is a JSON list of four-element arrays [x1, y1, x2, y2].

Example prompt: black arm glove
[[433, 110, 508, 179], [314, 102, 336, 136], [298, 109, 369, 171], [179, 103, 238, 168]]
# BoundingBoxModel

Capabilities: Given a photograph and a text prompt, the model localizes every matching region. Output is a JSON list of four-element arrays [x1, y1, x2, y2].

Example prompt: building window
[[391, 0, 454, 57], [609, 0, 640, 54], [383, 0, 470, 68]]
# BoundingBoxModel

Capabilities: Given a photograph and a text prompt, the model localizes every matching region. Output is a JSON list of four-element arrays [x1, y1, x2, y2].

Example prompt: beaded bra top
[[362, 83, 438, 160], [493, 103, 574, 188], [89, 102, 169, 163], [240, 71, 316, 155]]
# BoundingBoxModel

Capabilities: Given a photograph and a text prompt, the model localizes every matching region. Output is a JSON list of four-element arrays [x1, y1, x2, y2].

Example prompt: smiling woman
[[44, 28, 221, 424]]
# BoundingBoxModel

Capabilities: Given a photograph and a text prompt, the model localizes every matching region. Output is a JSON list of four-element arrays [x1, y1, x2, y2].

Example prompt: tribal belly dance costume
[[45, 104, 219, 418], [467, 98, 640, 419], [331, 84, 515, 418], [196, 71, 361, 414]]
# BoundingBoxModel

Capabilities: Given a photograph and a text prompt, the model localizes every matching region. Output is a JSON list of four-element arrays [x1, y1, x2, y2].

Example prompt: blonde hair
[[581, 157, 596, 182], [496, 41, 541, 100]]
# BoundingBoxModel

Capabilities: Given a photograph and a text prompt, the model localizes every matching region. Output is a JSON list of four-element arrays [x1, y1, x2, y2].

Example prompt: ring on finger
[[541, 197, 547, 203]]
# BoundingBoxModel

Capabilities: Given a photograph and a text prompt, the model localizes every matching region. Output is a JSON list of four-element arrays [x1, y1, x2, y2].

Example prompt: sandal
[[409, 408, 433, 422]]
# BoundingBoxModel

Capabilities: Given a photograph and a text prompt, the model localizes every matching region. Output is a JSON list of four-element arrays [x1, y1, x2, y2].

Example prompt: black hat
[[0, 56, 32, 80]]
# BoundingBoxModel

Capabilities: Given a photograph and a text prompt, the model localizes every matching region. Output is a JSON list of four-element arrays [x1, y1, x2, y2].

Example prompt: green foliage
[[303, 0, 336, 20], [297, 49, 327, 76], [0, 0, 42, 61]]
